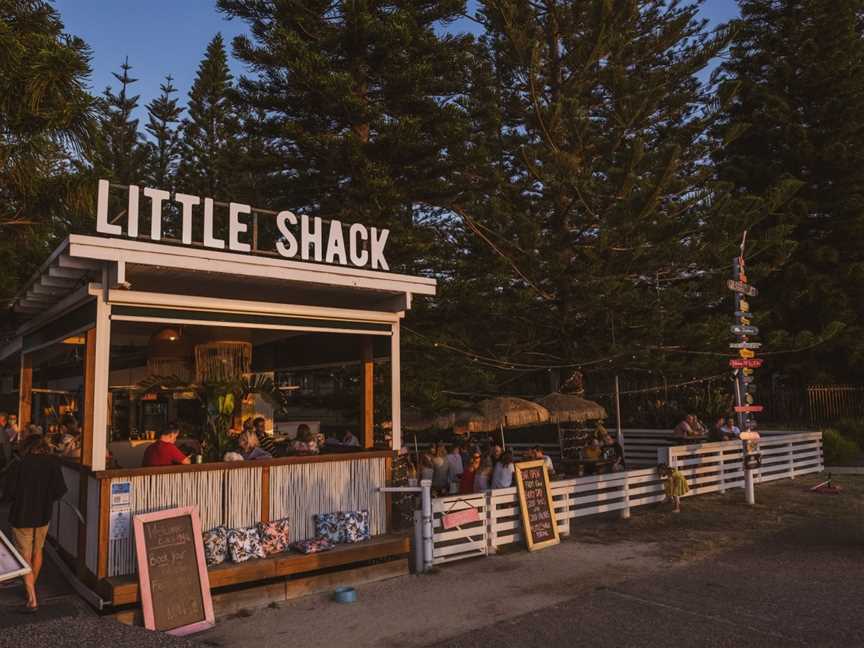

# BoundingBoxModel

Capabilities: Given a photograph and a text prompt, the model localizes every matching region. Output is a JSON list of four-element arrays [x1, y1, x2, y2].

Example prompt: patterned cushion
[[226, 526, 266, 563], [257, 517, 291, 556], [340, 510, 370, 543], [314, 512, 343, 543], [291, 537, 334, 554], [202, 526, 228, 566]]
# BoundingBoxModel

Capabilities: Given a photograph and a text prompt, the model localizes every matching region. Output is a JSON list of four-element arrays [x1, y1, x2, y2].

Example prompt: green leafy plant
[[135, 374, 286, 461], [821, 428, 861, 465]]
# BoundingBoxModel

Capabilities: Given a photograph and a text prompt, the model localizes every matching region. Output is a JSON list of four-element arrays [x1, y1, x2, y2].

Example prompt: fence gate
[[430, 493, 488, 565]]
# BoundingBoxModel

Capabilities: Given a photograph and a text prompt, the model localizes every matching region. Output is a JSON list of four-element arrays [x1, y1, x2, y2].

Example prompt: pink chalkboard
[[133, 506, 214, 636]]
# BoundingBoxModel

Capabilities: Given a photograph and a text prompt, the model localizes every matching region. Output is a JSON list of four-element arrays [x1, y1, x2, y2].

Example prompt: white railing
[[428, 432, 823, 566], [662, 432, 823, 496]]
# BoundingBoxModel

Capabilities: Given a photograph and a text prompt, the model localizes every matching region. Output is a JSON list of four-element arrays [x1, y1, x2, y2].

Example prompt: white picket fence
[[429, 432, 823, 566]]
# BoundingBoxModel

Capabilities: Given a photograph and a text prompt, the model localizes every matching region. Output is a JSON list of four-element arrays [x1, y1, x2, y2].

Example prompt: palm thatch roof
[[535, 393, 607, 423], [473, 396, 551, 430]]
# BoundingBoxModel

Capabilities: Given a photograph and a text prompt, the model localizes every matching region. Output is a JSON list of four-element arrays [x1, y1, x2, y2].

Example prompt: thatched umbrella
[[473, 396, 551, 430], [535, 392, 607, 424], [432, 408, 487, 434]]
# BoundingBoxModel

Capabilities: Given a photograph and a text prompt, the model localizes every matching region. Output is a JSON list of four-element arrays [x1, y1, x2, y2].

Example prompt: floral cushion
[[257, 517, 291, 556], [202, 526, 228, 566], [226, 526, 266, 563], [340, 510, 370, 543], [291, 537, 334, 554], [314, 512, 343, 543]]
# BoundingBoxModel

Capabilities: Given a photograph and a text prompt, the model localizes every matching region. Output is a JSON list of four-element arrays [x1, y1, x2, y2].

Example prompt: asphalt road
[[435, 519, 864, 648]]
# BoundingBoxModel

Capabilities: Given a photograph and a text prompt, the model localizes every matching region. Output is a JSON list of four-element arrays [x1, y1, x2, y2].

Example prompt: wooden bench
[[100, 533, 410, 606]]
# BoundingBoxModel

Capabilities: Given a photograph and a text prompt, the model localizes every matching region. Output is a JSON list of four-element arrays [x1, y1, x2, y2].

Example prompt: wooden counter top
[[90, 449, 393, 479]]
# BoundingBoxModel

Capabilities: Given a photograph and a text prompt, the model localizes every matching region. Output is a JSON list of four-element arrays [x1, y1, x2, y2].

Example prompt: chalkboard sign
[[133, 507, 214, 636], [514, 460, 560, 551]]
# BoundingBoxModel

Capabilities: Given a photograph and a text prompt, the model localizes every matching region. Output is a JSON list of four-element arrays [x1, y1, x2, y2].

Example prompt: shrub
[[821, 428, 861, 465], [834, 417, 864, 448]]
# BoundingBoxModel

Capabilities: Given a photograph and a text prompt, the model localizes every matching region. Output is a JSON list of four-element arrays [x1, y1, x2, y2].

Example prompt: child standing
[[658, 463, 689, 513]]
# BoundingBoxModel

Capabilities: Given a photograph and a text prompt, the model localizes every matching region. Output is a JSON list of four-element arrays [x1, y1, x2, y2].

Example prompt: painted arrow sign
[[730, 358, 763, 369], [731, 325, 759, 336], [727, 280, 758, 297], [735, 405, 764, 413], [739, 348, 756, 359], [729, 341, 762, 349]]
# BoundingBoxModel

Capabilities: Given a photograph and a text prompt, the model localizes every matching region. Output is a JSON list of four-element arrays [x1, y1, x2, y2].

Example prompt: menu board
[[514, 460, 560, 551], [133, 507, 214, 636]]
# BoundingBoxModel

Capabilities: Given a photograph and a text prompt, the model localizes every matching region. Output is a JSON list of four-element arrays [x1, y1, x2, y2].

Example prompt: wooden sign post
[[514, 460, 560, 551], [133, 506, 214, 636]]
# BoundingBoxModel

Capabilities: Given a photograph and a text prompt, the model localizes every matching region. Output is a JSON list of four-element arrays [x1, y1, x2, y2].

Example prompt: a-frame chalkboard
[[514, 460, 560, 551]]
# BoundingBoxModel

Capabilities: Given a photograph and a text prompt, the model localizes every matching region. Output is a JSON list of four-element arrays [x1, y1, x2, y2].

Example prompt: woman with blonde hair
[[238, 430, 272, 461]]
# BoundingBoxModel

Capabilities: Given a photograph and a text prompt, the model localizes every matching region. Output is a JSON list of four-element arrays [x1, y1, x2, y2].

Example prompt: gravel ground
[[0, 617, 198, 648]]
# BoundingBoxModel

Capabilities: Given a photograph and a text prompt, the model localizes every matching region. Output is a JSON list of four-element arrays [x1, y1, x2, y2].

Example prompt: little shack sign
[[96, 179, 391, 270]]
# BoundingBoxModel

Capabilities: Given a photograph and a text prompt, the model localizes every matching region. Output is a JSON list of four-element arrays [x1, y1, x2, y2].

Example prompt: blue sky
[[53, 0, 740, 119]]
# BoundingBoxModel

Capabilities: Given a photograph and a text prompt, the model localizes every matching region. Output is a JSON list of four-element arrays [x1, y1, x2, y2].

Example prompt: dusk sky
[[53, 0, 740, 122]]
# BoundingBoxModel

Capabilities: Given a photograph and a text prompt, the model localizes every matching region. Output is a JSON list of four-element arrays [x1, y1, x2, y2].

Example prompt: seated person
[[673, 414, 702, 439], [291, 424, 319, 453], [142, 422, 191, 467], [252, 417, 277, 455], [238, 430, 272, 461], [582, 438, 602, 462], [718, 417, 741, 440], [601, 433, 626, 471], [341, 429, 360, 447], [531, 446, 555, 475]]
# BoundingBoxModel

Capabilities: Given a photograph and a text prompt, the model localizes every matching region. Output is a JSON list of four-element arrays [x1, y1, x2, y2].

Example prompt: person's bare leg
[[31, 547, 43, 587]]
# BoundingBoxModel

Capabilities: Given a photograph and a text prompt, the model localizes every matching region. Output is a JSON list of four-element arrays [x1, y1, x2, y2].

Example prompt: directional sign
[[731, 325, 759, 336], [730, 358, 763, 369], [727, 280, 758, 297], [739, 317, 752, 326], [739, 299, 750, 312], [735, 405, 764, 413], [742, 367, 754, 376], [729, 341, 762, 349], [739, 348, 756, 359], [745, 393, 755, 404]]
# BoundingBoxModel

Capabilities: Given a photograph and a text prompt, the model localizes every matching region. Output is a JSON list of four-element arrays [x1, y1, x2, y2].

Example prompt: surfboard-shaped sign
[[727, 280, 758, 297]]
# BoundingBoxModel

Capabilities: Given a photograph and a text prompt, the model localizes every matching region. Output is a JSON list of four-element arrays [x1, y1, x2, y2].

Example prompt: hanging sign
[[735, 405, 764, 413], [95, 179, 390, 271], [739, 349, 756, 359], [729, 341, 762, 349], [443, 507, 481, 530], [134, 507, 214, 636], [727, 280, 758, 297], [730, 358, 763, 368], [514, 460, 559, 551], [731, 325, 759, 336]]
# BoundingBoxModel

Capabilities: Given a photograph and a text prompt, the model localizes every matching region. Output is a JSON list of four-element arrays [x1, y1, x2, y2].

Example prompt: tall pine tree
[[177, 33, 239, 200], [144, 74, 182, 188], [0, 0, 95, 302], [90, 57, 147, 184], [438, 0, 739, 386], [217, 0, 474, 272], [714, 0, 864, 382]]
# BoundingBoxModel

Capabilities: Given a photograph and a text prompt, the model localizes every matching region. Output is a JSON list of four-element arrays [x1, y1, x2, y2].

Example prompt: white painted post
[[420, 479, 433, 571], [744, 468, 755, 505], [413, 510, 424, 573], [620, 473, 631, 520], [719, 445, 726, 493], [788, 441, 795, 479], [90, 296, 111, 471], [390, 320, 401, 451], [486, 490, 497, 555]]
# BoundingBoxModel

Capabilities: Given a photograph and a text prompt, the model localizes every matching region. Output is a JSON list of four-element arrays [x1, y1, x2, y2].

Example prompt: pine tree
[[144, 75, 182, 188], [177, 33, 238, 200], [0, 0, 95, 302], [90, 57, 148, 184], [714, 0, 864, 382], [216, 0, 474, 271], [442, 0, 740, 384]]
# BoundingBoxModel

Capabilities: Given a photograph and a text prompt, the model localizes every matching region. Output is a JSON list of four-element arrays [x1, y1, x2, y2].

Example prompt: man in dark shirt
[[4, 434, 67, 612], [142, 422, 190, 467]]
